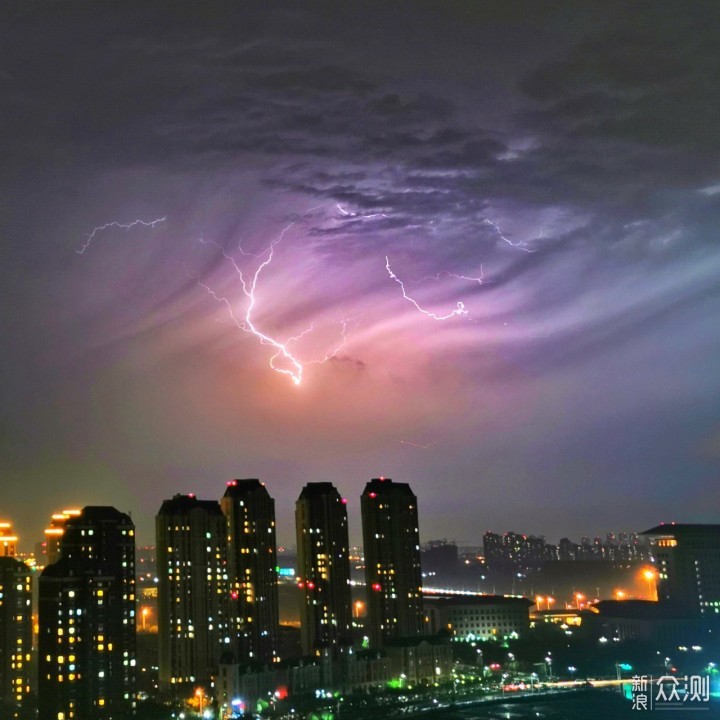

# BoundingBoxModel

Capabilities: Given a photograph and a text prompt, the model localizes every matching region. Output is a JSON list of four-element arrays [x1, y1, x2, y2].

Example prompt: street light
[[642, 569, 657, 600], [195, 688, 204, 717], [141, 606, 150, 631], [575, 592, 584, 609], [545, 653, 553, 680]]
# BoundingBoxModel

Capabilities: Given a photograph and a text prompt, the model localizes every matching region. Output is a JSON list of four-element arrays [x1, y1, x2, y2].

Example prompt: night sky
[[2, 2, 720, 548]]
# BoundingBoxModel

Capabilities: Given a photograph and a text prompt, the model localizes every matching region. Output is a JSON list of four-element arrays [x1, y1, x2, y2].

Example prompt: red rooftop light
[[369, 492, 377, 499], [372, 582, 382, 592]]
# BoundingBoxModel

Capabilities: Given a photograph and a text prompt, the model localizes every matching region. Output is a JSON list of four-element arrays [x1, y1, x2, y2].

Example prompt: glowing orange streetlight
[[547, 596, 555, 611], [141, 606, 150, 631], [195, 687, 204, 717], [615, 589, 626, 601], [535, 595, 544, 610], [574, 592, 585, 609], [642, 569, 657, 600], [354, 600, 365, 618]]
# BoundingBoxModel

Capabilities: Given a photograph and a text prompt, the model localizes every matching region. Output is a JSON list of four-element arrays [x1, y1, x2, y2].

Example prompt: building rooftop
[[423, 593, 533, 607], [67, 506, 132, 523], [158, 494, 223, 515], [223, 479, 268, 496], [642, 524, 720, 536], [363, 478, 415, 496], [591, 599, 690, 620], [298, 482, 340, 499]]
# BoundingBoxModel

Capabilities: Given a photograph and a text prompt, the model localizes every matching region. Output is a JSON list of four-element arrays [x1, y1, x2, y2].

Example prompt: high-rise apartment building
[[39, 506, 136, 719], [361, 478, 423, 647], [156, 494, 231, 689], [643, 524, 720, 617], [43, 509, 82, 567], [0, 556, 32, 718], [295, 482, 352, 656], [221, 480, 279, 665]]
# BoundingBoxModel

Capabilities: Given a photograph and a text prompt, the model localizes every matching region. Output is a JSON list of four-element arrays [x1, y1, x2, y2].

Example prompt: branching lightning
[[385, 256, 469, 321], [336, 203, 388, 220], [306, 317, 354, 366], [196, 211, 350, 386], [415, 267, 485, 286], [483, 217, 535, 253], [77, 217, 167, 254]]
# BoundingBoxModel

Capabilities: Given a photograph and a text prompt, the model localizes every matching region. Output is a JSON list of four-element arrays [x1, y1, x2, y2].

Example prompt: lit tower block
[[295, 483, 352, 656], [221, 480, 279, 665], [0, 552, 33, 717], [38, 506, 136, 719], [361, 478, 424, 648]]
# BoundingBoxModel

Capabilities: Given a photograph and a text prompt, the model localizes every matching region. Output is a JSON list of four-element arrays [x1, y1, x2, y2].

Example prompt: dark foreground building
[[222, 480, 279, 665], [39, 506, 136, 719], [296, 482, 353, 656], [0, 557, 33, 718], [643, 524, 720, 617], [156, 494, 231, 690], [361, 478, 423, 647]]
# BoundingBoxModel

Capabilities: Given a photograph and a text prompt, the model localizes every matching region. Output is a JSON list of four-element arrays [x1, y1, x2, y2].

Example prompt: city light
[[641, 568, 657, 600]]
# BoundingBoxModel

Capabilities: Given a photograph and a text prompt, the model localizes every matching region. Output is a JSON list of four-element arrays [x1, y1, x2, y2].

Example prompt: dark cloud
[[2, 1, 720, 545]]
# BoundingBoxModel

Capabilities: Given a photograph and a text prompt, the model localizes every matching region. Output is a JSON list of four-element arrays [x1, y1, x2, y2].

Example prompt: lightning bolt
[[385, 256, 468, 320], [483, 217, 535, 253], [415, 267, 485, 286], [306, 316, 354, 365], [400, 440, 438, 449], [196, 209, 350, 386], [336, 203, 388, 220], [76, 217, 166, 254]]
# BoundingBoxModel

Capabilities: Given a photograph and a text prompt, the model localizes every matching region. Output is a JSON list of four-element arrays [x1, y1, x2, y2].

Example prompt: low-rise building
[[424, 594, 532, 642]]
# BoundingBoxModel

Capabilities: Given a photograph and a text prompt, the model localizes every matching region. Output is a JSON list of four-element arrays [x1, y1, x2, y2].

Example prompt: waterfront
[[401, 689, 720, 720]]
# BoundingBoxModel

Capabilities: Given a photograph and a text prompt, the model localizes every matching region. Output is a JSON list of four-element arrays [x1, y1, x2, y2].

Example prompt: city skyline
[[3, 3, 720, 553], [2, 482, 676, 554]]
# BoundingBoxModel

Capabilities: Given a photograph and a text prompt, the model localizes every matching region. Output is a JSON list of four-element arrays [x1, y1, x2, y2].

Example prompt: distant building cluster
[[482, 530, 651, 571]]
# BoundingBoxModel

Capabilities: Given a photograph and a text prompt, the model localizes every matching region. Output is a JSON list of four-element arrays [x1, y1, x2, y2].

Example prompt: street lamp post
[[545, 653, 553, 680], [643, 569, 657, 601], [196, 688, 204, 717]]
